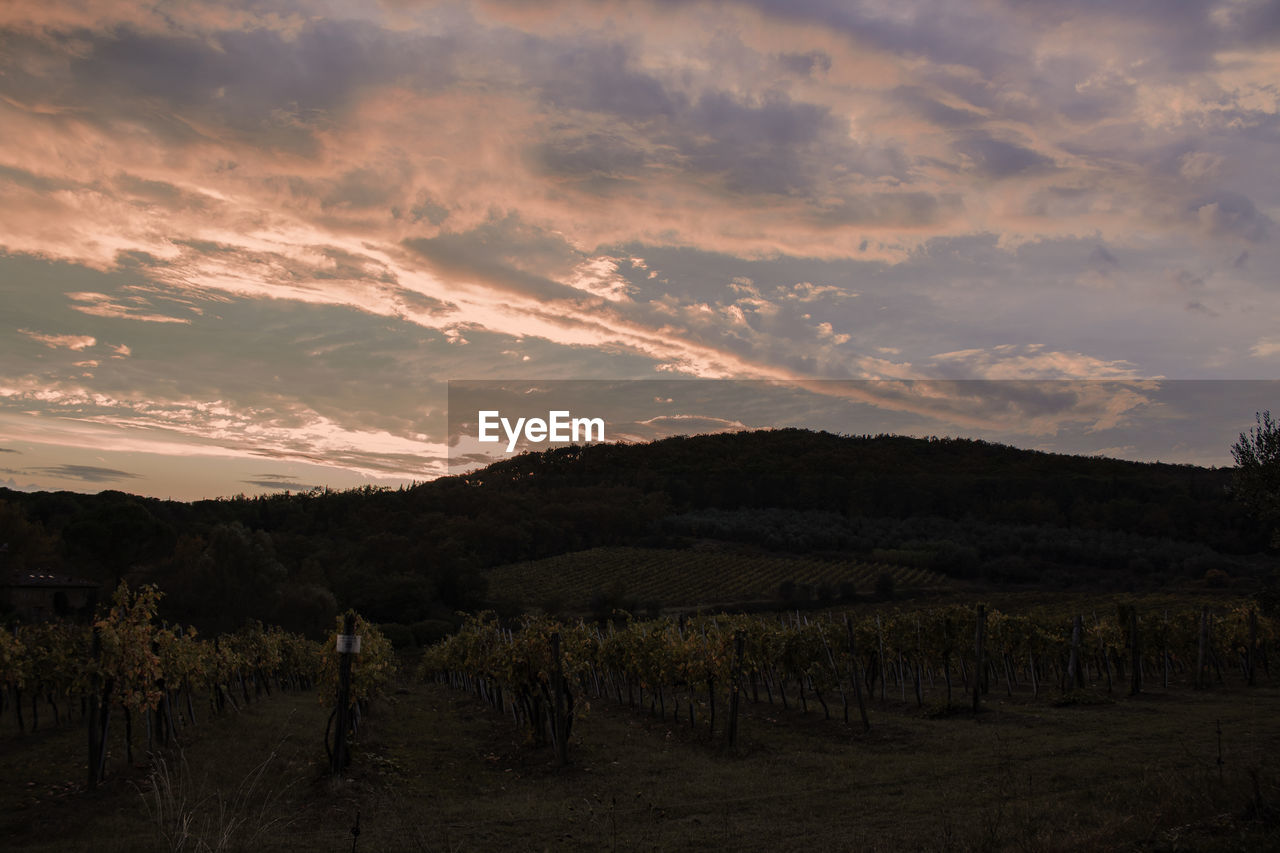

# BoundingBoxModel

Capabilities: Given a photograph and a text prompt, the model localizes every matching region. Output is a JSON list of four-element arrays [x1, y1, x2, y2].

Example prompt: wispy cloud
[[29, 464, 140, 483], [68, 291, 192, 324], [241, 473, 317, 491], [1252, 339, 1280, 359], [930, 345, 1146, 381], [19, 329, 97, 351]]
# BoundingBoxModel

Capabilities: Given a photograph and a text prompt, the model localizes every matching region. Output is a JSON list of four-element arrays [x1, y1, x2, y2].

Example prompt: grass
[[0, 689, 335, 852], [136, 733, 298, 851], [5, 667, 1278, 851]]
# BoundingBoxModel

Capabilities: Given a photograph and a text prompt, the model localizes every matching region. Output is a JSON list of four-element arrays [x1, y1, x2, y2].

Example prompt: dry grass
[[136, 733, 298, 851]]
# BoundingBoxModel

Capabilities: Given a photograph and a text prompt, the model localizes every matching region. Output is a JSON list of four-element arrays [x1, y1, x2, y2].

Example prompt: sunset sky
[[2, 1, 1278, 499]]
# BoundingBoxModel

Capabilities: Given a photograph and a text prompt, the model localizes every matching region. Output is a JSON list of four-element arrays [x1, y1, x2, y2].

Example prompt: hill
[[0, 429, 1271, 632]]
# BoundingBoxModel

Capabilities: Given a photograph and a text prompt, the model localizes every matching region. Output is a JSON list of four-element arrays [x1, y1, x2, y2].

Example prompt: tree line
[[1, 428, 1275, 633]]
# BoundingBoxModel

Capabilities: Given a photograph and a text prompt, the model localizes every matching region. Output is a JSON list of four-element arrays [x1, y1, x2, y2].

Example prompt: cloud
[[29, 464, 140, 482], [1189, 192, 1272, 243], [954, 134, 1056, 179], [1179, 151, 1225, 180], [68, 291, 192, 323], [1089, 245, 1118, 266], [241, 474, 317, 491], [19, 329, 97, 350], [1252, 338, 1280, 358], [930, 344, 1144, 380], [1169, 269, 1205, 291], [777, 50, 832, 77], [632, 413, 752, 435], [4, 0, 1280, 497]]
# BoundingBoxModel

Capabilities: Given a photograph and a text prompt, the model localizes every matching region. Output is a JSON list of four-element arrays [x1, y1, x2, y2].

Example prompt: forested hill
[[0, 429, 1270, 634], [472, 429, 1239, 535]]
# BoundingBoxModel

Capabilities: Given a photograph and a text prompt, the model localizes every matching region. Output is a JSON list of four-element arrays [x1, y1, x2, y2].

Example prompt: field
[[5, 601, 1280, 851], [484, 546, 951, 612]]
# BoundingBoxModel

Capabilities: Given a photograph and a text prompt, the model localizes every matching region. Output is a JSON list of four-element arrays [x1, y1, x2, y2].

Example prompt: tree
[[62, 497, 174, 584], [1231, 410, 1280, 548]]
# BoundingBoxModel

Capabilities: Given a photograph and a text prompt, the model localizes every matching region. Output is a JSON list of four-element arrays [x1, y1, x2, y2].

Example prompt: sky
[[1, 0, 1278, 499]]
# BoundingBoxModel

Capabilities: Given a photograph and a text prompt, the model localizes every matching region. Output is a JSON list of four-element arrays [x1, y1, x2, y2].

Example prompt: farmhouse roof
[[2, 570, 100, 589]]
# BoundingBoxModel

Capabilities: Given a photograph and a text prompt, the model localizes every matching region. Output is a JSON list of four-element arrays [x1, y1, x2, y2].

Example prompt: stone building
[[0, 569, 100, 622]]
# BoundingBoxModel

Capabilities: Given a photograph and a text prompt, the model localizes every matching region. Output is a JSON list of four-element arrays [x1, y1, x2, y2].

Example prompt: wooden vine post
[[1196, 606, 1209, 690], [844, 615, 870, 732], [1067, 614, 1084, 690], [87, 625, 103, 789], [1248, 609, 1259, 687], [332, 612, 358, 775], [727, 630, 745, 748], [1163, 610, 1170, 689], [1129, 608, 1142, 696], [876, 616, 887, 703], [551, 631, 569, 767], [972, 604, 986, 712]]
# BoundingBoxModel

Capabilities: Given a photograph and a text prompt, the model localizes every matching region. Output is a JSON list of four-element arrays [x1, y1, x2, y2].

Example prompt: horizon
[[0, 417, 1251, 505]]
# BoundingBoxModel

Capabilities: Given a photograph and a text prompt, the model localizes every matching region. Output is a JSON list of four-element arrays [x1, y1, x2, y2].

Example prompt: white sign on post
[[336, 634, 362, 654]]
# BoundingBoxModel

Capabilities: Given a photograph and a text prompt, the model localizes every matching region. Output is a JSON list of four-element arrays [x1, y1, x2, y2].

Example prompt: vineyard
[[0, 582, 394, 789], [420, 600, 1275, 756], [2, 591, 1279, 849], [483, 546, 950, 612]]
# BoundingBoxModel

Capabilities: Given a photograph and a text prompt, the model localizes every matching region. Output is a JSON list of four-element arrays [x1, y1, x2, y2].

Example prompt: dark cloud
[[1189, 191, 1272, 243], [525, 43, 910, 199], [538, 40, 681, 118], [1215, 0, 1280, 47], [1089, 245, 1118, 266], [744, 0, 1022, 76], [395, 197, 450, 227], [242, 477, 317, 491], [403, 216, 589, 303], [892, 86, 985, 128], [954, 134, 1055, 178], [532, 133, 650, 187], [0, 164, 78, 194], [75, 22, 453, 114], [681, 90, 843, 194], [30, 465, 141, 482], [777, 50, 832, 76], [37, 21, 457, 154], [392, 288, 455, 317], [0, 448, 19, 454], [806, 192, 960, 228], [248, 473, 304, 483], [320, 168, 409, 212], [114, 173, 210, 211], [312, 247, 398, 285]]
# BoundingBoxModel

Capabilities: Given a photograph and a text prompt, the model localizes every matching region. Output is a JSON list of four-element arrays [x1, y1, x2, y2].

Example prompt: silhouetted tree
[[1232, 410, 1280, 547]]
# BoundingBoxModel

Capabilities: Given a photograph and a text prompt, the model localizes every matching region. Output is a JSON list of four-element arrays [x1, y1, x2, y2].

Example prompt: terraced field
[[483, 546, 951, 612]]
